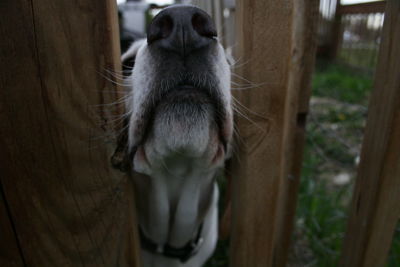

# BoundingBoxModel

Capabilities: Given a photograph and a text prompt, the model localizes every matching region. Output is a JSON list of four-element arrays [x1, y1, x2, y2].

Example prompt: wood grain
[[0, 0, 140, 266], [230, 0, 316, 266], [339, 1, 400, 266], [337, 1, 386, 15], [0, 188, 24, 267], [273, 1, 319, 265]]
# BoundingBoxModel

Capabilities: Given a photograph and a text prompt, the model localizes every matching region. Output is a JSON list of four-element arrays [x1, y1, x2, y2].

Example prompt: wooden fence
[[335, 1, 386, 71], [339, 1, 400, 265], [230, 0, 319, 266], [1, 0, 399, 266], [319, 0, 386, 70], [0, 0, 140, 266]]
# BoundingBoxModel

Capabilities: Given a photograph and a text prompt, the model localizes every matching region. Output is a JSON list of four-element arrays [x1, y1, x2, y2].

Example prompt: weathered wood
[[329, 0, 343, 60], [340, 1, 400, 266], [337, 1, 386, 15], [0, 189, 24, 267], [0, 0, 140, 266], [273, 1, 320, 266], [230, 0, 316, 266]]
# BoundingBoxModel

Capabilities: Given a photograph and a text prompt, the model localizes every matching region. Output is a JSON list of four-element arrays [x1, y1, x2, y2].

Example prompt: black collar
[[139, 224, 204, 263]]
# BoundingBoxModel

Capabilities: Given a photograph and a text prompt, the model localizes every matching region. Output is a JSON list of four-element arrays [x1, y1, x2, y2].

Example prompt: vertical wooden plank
[[330, 0, 342, 60], [340, 1, 400, 266], [273, 0, 320, 266], [0, 188, 24, 266], [230, 0, 316, 266], [0, 0, 140, 266], [0, 2, 43, 265]]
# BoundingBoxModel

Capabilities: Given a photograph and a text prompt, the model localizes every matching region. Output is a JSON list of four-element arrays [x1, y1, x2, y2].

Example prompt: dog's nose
[[147, 5, 217, 56]]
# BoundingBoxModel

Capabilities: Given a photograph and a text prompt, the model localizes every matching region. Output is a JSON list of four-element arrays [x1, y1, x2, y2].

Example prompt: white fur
[[122, 38, 232, 267]]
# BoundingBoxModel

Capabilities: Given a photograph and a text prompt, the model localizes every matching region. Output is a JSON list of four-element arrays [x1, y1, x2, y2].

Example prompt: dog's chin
[[133, 87, 225, 175]]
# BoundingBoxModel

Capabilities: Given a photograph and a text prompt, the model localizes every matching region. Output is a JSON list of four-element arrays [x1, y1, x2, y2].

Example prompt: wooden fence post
[[274, 1, 320, 265], [339, 1, 400, 266], [230, 0, 318, 266], [0, 1, 140, 266], [330, 0, 342, 60]]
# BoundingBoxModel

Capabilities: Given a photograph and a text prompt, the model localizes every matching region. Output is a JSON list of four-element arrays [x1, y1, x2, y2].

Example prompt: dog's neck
[[132, 152, 218, 248], [130, 94, 224, 248]]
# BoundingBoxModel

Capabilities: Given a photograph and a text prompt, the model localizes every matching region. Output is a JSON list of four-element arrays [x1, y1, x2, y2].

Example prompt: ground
[[291, 61, 399, 267], [206, 61, 400, 267]]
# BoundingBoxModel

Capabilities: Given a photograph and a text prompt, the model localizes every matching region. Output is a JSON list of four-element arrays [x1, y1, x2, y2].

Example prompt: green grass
[[312, 61, 372, 104], [295, 61, 400, 267], [206, 61, 400, 266], [295, 139, 353, 266], [389, 224, 400, 266], [339, 47, 379, 71], [296, 62, 363, 266]]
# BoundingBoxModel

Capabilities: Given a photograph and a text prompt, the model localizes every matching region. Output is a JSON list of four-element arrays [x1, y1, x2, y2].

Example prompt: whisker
[[230, 81, 263, 88], [102, 66, 126, 73], [231, 78, 266, 89], [102, 69, 127, 80], [89, 94, 132, 108], [232, 104, 266, 134], [89, 89, 129, 94], [230, 58, 251, 70], [231, 96, 266, 118], [91, 113, 130, 125], [97, 71, 132, 87], [231, 72, 266, 88]]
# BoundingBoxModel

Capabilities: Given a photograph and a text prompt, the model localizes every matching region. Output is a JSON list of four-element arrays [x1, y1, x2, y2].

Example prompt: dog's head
[[119, 5, 233, 176]]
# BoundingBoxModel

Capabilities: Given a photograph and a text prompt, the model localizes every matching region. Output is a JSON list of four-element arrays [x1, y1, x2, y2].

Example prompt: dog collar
[[139, 224, 204, 263]]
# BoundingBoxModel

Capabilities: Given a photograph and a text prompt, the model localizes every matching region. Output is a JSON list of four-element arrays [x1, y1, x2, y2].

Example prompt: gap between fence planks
[[340, 1, 400, 266], [0, 0, 140, 266], [230, 0, 318, 266]]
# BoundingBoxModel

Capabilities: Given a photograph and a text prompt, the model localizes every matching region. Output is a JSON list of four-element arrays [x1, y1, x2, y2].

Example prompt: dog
[[112, 5, 233, 267]]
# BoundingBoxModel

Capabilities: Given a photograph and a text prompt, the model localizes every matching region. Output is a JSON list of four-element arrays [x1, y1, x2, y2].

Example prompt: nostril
[[191, 13, 217, 38], [147, 15, 173, 44]]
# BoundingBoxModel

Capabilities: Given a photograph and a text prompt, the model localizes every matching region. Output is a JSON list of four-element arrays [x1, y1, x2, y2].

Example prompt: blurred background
[[115, 0, 399, 266]]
